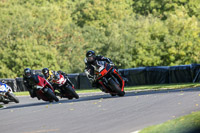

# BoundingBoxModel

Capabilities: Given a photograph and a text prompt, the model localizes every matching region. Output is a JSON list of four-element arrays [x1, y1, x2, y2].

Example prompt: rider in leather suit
[[84, 50, 115, 87], [23, 68, 38, 98], [42, 68, 74, 92]]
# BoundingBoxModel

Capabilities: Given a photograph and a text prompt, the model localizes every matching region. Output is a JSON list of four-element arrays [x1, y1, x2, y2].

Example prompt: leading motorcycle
[[93, 61, 125, 96], [0, 82, 19, 104]]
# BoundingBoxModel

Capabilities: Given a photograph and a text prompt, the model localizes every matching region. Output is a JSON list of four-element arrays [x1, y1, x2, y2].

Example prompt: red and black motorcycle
[[52, 73, 79, 100], [93, 61, 125, 96], [32, 75, 59, 102]]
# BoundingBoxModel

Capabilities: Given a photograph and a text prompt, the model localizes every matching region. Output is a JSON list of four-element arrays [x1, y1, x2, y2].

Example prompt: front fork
[[0, 92, 11, 101]]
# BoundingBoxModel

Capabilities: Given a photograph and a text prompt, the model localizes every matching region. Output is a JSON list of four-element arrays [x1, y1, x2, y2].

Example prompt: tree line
[[0, 0, 200, 78]]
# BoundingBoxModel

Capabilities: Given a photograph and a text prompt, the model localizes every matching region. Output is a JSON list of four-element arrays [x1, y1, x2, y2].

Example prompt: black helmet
[[24, 68, 32, 78], [42, 68, 49, 78], [86, 50, 96, 63], [54, 72, 60, 81]]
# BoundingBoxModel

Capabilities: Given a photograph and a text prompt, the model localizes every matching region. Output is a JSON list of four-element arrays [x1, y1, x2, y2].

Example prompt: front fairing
[[96, 65, 125, 93], [0, 84, 12, 93], [34, 75, 55, 100], [94, 61, 112, 80], [52, 74, 66, 86], [0, 84, 7, 93], [34, 75, 53, 90], [0, 84, 13, 102]]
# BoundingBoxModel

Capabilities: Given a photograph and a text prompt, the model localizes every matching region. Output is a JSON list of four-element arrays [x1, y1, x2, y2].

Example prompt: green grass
[[139, 111, 200, 133], [13, 83, 200, 96], [125, 83, 200, 91], [13, 88, 102, 96]]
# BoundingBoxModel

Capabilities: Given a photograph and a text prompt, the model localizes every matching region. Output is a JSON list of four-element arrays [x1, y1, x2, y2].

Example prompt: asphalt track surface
[[1, 88, 200, 133]]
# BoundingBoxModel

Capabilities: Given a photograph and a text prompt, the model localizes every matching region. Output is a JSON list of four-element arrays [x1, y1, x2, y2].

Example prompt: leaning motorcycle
[[33, 75, 59, 102], [93, 61, 125, 96], [0, 83, 19, 104], [52, 73, 79, 100]]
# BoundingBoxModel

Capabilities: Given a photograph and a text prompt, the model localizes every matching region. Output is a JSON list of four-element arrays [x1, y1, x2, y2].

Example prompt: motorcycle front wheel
[[46, 88, 59, 102], [7, 92, 19, 103], [109, 79, 125, 97], [66, 85, 79, 99]]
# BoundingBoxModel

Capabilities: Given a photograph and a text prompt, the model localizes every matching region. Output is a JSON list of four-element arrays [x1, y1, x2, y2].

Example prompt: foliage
[[0, 0, 200, 78], [132, 0, 200, 19], [71, 0, 133, 28]]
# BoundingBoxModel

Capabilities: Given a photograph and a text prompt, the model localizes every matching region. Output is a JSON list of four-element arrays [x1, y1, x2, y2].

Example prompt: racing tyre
[[110, 94, 117, 96], [3, 101, 9, 104], [66, 85, 79, 99], [46, 89, 59, 102], [7, 92, 19, 103], [109, 79, 125, 97]]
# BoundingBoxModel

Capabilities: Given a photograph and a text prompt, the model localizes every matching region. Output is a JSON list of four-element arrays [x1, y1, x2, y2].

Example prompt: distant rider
[[41, 68, 55, 83], [42, 68, 74, 90], [23, 68, 39, 99]]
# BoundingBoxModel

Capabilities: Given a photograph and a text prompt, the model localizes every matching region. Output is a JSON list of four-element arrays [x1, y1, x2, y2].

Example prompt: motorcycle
[[93, 61, 125, 96], [52, 73, 79, 100], [32, 75, 59, 102], [0, 82, 19, 104]]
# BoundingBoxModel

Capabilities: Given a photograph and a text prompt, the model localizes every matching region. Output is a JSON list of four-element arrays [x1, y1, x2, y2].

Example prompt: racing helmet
[[24, 68, 32, 78], [86, 50, 96, 63], [42, 68, 49, 79], [54, 72, 60, 81]]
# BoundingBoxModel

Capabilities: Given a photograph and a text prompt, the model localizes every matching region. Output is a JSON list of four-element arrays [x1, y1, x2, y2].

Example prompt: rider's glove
[[85, 69, 94, 81], [110, 62, 115, 67]]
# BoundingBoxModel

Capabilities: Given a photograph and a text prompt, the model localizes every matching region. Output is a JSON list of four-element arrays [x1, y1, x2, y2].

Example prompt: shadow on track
[[3, 101, 53, 110], [3, 87, 200, 110], [2, 93, 114, 110], [59, 87, 200, 104]]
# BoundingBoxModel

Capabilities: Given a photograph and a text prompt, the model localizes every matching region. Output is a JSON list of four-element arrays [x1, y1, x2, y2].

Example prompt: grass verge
[[139, 111, 200, 133], [125, 83, 200, 91], [13, 83, 200, 96], [14, 88, 102, 96]]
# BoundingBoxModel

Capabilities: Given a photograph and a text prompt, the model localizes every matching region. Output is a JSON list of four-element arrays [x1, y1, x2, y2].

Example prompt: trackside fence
[[1, 64, 200, 92]]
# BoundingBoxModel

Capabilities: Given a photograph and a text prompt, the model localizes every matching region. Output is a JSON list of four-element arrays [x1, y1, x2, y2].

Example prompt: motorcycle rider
[[56, 70, 74, 87], [84, 50, 115, 88], [42, 68, 55, 83], [42, 68, 75, 93], [23, 68, 38, 99]]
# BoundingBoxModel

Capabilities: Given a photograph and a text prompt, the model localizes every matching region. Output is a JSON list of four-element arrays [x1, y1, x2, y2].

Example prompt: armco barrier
[[1, 64, 200, 91], [67, 73, 80, 89], [146, 66, 169, 84], [191, 64, 200, 83], [119, 67, 146, 86], [169, 65, 193, 83], [79, 73, 92, 89], [16, 77, 27, 92]]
